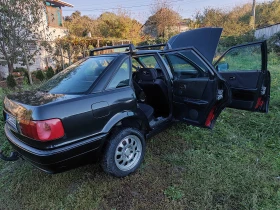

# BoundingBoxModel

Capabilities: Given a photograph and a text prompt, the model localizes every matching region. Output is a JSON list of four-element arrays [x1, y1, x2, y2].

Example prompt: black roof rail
[[90, 44, 136, 56], [136, 43, 166, 50]]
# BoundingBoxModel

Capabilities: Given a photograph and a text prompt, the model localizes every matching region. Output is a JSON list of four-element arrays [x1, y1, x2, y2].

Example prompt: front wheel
[[101, 128, 146, 177]]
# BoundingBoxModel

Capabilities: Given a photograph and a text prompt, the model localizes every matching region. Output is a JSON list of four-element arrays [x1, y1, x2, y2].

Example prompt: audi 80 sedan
[[1, 28, 270, 177]]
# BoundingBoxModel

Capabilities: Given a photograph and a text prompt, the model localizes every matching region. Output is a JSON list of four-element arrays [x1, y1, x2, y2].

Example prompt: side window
[[138, 56, 158, 68], [166, 50, 209, 79], [215, 44, 262, 71], [168, 54, 198, 73], [107, 58, 130, 89], [132, 58, 141, 72]]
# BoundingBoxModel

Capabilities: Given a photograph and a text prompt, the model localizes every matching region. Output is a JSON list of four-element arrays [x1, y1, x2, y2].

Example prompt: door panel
[[220, 71, 261, 89], [219, 71, 262, 109], [173, 79, 218, 125], [215, 41, 270, 112], [173, 78, 209, 99]]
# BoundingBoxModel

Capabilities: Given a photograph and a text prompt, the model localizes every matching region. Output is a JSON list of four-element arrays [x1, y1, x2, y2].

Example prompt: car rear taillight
[[19, 119, 65, 142]]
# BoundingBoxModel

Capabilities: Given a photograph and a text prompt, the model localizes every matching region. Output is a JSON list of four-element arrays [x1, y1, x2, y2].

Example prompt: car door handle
[[179, 84, 186, 89], [229, 76, 236, 80]]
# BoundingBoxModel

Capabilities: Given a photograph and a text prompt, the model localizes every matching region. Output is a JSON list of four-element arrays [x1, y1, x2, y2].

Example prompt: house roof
[[256, 22, 280, 30], [46, 0, 74, 7]]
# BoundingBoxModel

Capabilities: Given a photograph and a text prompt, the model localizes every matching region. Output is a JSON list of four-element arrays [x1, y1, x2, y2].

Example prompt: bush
[[55, 65, 63, 73], [35, 70, 45, 81], [23, 70, 31, 84], [267, 32, 280, 53], [7, 75, 16, 88], [14, 67, 27, 73], [217, 32, 256, 54], [46, 66, 55, 79], [138, 37, 169, 47]]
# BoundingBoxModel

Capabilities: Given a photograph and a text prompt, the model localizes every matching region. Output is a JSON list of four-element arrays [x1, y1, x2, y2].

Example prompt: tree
[[54, 36, 80, 67], [255, 0, 280, 28], [144, 0, 181, 38], [191, 1, 280, 37], [0, 0, 45, 84], [64, 9, 142, 43], [192, 4, 252, 36], [64, 11, 98, 37], [97, 10, 142, 41]]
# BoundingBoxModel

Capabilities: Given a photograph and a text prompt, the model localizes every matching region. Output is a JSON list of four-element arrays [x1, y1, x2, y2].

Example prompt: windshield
[[39, 56, 115, 94]]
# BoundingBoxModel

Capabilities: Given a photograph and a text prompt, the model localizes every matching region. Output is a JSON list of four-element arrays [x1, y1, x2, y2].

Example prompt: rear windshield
[[39, 56, 115, 94]]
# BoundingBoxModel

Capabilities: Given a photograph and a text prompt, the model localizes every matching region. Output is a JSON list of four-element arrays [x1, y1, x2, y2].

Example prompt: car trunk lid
[[165, 27, 223, 63], [3, 91, 67, 132]]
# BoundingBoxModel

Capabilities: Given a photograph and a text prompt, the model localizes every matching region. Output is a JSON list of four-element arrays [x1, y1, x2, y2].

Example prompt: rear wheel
[[101, 128, 145, 177]]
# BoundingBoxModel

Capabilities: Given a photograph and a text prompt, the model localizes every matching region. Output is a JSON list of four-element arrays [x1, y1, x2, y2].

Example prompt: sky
[[61, 0, 270, 23]]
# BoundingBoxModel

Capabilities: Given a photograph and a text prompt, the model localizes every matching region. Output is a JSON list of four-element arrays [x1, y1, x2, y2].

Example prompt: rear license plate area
[[6, 113, 18, 132]]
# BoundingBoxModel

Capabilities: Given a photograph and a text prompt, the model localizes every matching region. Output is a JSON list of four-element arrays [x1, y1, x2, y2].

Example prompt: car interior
[[131, 56, 170, 127]]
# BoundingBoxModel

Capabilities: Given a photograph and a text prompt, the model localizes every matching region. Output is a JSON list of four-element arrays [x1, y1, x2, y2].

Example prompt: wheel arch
[[100, 111, 150, 155], [101, 111, 150, 135]]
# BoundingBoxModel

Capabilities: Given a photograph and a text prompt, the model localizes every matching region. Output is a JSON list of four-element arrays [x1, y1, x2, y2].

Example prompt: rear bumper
[[4, 124, 106, 173]]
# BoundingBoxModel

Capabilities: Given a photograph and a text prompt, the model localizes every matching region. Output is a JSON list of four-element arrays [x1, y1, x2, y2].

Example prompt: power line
[[64, 0, 243, 12], [63, 0, 185, 11], [68, 0, 153, 7], [62, 0, 254, 21]]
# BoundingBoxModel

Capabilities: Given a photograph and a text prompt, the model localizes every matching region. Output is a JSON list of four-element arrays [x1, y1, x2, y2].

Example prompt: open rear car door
[[162, 28, 231, 129], [214, 41, 270, 112]]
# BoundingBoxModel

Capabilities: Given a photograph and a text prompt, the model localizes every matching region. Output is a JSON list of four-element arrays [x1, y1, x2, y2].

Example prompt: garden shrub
[[217, 32, 256, 54], [46, 66, 55, 79], [7, 75, 16, 88], [267, 32, 280, 53], [14, 67, 27, 73], [23, 70, 31, 84], [35, 70, 45, 81]]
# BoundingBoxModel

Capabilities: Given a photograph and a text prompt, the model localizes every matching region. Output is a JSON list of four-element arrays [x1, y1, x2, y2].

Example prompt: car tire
[[101, 127, 146, 177]]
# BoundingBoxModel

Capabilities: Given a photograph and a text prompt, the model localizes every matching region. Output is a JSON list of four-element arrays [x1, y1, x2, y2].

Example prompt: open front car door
[[163, 28, 270, 129], [214, 41, 270, 112]]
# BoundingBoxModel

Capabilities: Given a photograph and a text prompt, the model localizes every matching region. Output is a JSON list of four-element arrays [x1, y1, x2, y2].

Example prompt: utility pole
[[251, 0, 256, 29]]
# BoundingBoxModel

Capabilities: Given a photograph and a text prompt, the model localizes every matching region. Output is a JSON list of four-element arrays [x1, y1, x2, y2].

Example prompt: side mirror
[[216, 63, 229, 71]]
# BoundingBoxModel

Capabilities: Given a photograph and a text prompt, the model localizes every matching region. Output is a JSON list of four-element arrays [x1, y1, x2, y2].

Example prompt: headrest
[[138, 68, 157, 81]]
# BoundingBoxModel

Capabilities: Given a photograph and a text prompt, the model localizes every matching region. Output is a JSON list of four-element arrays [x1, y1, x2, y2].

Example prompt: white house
[[0, 0, 73, 78]]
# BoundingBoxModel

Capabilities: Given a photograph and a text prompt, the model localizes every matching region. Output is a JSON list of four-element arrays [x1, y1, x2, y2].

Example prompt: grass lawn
[[0, 65, 279, 210]]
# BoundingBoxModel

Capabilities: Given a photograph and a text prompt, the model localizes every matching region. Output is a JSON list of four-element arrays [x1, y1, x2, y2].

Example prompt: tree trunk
[[59, 44, 65, 70], [22, 47, 33, 85], [45, 57, 49, 68], [68, 54, 72, 65], [83, 45, 86, 58], [7, 62, 14, 74], [68, 47, 72, 65]]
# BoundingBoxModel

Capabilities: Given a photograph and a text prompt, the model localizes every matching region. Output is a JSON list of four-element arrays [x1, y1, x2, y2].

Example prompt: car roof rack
[[89, 43, 173, 56], [136, 43, 172, 50], [135, 43, 166, 50], [90, 44, 136, 56]]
